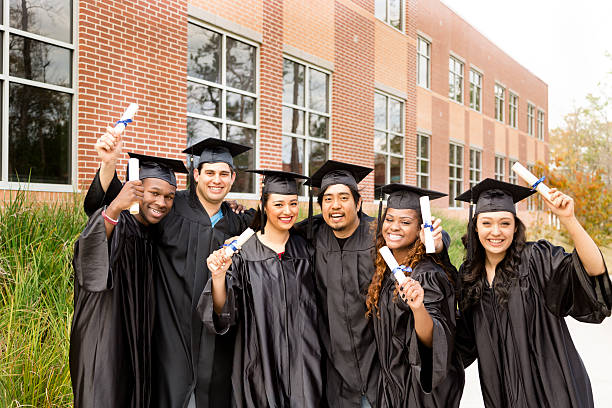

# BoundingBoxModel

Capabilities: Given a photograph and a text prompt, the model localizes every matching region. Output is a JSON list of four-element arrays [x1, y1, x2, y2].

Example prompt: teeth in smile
[[388, 234, 403, 240], [489, 239, 503, 243]]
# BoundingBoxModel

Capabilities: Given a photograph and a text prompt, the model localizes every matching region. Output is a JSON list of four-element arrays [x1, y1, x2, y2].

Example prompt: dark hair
[[316, 184, 361, 209], [460, 214, 526, 311], [188, 161, 235, 208], [249, 193, 270, 232]]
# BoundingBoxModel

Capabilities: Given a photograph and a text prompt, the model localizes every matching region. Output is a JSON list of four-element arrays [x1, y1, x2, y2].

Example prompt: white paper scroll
[[114, 103, 139, 134], [511, 162, 552, 202], [223, 228, 255, 256], [379, 246, 408, 285], [128, 158, 140, 214], [419, 196, 435, 254]]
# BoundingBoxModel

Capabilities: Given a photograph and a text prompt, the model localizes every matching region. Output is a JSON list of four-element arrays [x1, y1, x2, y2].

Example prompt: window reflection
[[10, 0, 72, 43], [10, 35, 71, 87]]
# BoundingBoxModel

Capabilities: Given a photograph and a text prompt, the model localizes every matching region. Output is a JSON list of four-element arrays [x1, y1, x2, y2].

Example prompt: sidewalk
[[461, 316, 612, 407]]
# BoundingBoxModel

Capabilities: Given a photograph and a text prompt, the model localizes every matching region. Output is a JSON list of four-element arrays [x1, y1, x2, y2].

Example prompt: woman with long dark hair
[[366, 183, 464, 407], [455, 178, 611, 408], [197, 170, 323, 408]]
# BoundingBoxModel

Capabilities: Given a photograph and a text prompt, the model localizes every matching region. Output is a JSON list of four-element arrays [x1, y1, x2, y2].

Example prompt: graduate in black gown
[[366, 184, 464, 408], [198, 170, 323, 407], [70, 154, 187, 408], [455, 178, 612, 408], [83, 132, 255, 408]]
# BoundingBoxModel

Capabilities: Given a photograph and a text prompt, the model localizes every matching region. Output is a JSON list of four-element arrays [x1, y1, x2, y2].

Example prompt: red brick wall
[[77, 0, 188, 189]]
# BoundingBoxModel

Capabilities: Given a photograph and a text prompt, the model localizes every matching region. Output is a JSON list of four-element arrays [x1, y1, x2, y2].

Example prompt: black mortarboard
[[455, 178, 535, 216], [245, 169, 309, 195], [127, 152, 188, 187], [181, 137, 251, 168], [376, 183, 446, 236], [246, 169, 310, 235], [306, 160, 372, 192]]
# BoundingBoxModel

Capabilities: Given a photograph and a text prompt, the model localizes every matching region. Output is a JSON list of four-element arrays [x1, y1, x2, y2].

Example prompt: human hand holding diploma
[[379, 246, 425, 309], [207, 228, 255, 275]]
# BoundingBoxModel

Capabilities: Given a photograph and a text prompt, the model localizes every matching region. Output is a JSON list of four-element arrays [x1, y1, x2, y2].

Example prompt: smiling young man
[[83, 133, 255, 408], [70, 153, 187, 408]]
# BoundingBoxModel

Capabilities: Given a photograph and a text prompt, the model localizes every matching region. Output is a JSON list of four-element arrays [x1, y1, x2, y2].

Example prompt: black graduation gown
[[310, 212, 380, 407], [371, 258, 464, 408], [83, 169, 254, 408], [70, 208, 155, 408], [197, 232, 323, 407], [456, 240, 612, 408]]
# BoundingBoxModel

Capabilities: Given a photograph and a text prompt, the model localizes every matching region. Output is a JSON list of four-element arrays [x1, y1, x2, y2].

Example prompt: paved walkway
[[461, 316, 612, 407]]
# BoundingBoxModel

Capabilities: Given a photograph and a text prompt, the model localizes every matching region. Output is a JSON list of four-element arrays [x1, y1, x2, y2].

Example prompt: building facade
[[0, 0, 548, 216]]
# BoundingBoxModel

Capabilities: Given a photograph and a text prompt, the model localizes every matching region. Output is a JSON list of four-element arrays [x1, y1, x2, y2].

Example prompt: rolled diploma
[[511, 162, 552, 202], [379, 246, 408, 285], [223, 228, 255, 257], [114, 103, 139, 134], [420, 196, 435, 254], [128, 158, 139, 214]]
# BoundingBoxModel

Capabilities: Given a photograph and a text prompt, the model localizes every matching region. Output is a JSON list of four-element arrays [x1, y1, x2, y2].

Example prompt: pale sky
[[441, 0, 612, 129]]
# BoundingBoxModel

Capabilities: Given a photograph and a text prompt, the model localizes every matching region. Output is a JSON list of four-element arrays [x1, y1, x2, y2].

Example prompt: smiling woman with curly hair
[[366, 183, 464, 408]]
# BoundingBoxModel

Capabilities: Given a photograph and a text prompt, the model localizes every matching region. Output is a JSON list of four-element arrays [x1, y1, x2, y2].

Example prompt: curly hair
[[365, 208, 450, 318], [460, 214, 526, 311]]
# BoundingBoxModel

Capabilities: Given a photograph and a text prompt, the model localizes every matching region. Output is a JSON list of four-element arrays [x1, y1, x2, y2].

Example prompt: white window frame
[[1, 2, 77, 192], [526, 163, 536, 211], [187, 19, 260, 198], [537, 110, 545, 141], [417, 36, 430, 89], [448, 56, 464, 104], [469, 147, 482, 188], [495, 83, 505, 122], [449, 142, 464, 208], [374, 90, 405, 198], [508, 92, 518, 128], [282, 55, 332, 195], [469, 68, 482, 112], [508, 158, 518, 184], [527, 103, 535, 136], [416, 133, 429, 189], [495, 155, 505, 181], [375, 0, 405, 32]]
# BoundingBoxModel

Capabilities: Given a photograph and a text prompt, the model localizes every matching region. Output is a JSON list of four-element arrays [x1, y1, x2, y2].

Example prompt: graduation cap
[[181, 137, 251, 169], [377, 183, 447, 236], [455, 178, 535, 217], [246, 169, 310, 235], [306, 160, 372, 191], [127, 152, 188, 187]]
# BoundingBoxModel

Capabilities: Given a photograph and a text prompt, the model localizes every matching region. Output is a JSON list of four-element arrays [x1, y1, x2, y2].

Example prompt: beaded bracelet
[[101, 209, 119, 225]]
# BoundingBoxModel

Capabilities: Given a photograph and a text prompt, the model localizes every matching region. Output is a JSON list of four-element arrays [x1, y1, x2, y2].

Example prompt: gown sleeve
[[530, 239, 612, 323], [407, 262, 456, 392], [196, 257, 243, 335], [83, 168, 123, 217], [73, 208, 114, 292]]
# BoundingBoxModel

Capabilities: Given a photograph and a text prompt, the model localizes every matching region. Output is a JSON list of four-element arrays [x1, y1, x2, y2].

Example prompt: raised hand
[[419, 216, 444, 253], [95, 126, 123, 165], [397, 278, 425, 310], [106, 180, 144, 217], [543, 188, 575, 220], [207, 248, 233, 279]]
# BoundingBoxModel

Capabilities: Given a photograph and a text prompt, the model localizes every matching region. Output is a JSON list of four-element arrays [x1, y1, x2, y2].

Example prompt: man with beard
[[71, 152, 187, 408], [303, 160, 451, 407], [83, 127, 254, 408]]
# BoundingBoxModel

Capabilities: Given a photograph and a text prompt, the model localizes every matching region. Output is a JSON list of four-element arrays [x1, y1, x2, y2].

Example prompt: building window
[[527, 103, 535, 136], [508, 159, 518, 184], [374, 91, 404, 199], [282, 58, 331, 194], [449, 143, 464, 208], [469, 69, 482, 112], [508, 93, 518, 128], [417, 36, 430, 89], [537, 110, 545, 140], [469, 148, 481, 188], [495, 155, 505, 181], [2, 0, 74, 186], [495, 84, 505, 122], [526, 163, 536, 211], [187, 22, 257, 193], [448, 56, 464, 103], [375, 0, 403, 31], [416, 133, 429, 189]]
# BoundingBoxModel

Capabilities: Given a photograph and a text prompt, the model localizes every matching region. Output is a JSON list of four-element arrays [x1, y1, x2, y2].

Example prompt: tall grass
[[0, 190, 85, 407]]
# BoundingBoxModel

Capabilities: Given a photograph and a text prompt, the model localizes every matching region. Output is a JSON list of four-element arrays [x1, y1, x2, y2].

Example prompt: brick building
[[0, 0, 548, 216]]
